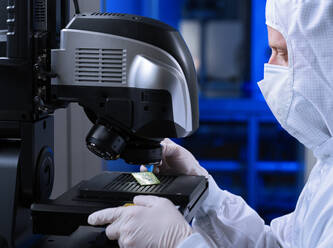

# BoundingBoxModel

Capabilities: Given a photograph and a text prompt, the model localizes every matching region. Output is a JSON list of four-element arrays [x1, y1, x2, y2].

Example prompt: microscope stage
[[31, 172, 208, 236]]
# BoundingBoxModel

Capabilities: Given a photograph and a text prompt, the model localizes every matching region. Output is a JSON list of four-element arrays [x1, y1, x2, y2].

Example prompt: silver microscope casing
[[51, 13, 198, 138]]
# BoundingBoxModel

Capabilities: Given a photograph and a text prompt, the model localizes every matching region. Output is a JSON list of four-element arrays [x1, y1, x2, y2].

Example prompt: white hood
[[265, 0, 333, 161]]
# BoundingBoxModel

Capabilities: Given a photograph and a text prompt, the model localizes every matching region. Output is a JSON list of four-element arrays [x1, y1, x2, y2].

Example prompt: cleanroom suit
[[179, 0, 333, 247]]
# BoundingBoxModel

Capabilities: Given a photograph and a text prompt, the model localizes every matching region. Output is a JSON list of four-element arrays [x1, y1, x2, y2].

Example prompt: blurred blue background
[[101, 0, 305, 224]]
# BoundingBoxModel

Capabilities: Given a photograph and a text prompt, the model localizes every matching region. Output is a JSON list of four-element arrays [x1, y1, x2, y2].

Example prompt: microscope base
[[31, 172, 208, 236]]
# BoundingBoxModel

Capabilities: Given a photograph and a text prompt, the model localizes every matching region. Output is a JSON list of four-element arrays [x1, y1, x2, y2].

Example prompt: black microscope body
[[0, 1, 206, 247], [0, 1, 59, 247]]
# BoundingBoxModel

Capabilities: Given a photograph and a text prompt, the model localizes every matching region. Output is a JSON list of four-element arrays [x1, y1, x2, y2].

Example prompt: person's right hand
[[141, 139, 208, 177]]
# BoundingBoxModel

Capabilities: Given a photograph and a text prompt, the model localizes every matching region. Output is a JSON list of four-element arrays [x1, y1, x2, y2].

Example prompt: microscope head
[[50, 13, 199, 165]]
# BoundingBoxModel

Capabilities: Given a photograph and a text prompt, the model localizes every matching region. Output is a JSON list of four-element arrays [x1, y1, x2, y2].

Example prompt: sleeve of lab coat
[[178, 176, 293, 248]]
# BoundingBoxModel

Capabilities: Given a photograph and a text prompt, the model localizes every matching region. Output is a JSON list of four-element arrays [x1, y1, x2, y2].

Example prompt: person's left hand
[[88, 195, 193, 248]]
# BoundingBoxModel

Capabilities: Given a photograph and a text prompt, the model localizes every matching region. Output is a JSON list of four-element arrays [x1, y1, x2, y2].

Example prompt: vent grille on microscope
[[33, 0, 47, 31], [75, 48, 127, 83], [91, 12, 126, 17]]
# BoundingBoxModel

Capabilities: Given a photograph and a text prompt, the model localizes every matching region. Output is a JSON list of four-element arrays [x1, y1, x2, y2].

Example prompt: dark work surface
[[32, 227, 119, 248]]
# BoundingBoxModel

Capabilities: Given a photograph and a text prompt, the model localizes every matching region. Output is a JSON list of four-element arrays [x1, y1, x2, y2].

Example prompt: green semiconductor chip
[[132, 172, 160, 186]]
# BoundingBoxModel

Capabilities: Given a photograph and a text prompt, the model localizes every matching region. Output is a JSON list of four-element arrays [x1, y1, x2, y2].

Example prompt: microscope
[[0, 1, 208, 247]]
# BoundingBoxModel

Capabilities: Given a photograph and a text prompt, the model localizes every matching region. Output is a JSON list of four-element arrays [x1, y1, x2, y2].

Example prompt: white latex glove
[[141, 139, 208, 177], [88, 195, 192, 248]]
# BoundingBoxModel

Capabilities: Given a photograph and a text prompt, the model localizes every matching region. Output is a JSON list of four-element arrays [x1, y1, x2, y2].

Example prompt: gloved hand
[[88, 195, 192, 248], [141, 138, 208, 177]]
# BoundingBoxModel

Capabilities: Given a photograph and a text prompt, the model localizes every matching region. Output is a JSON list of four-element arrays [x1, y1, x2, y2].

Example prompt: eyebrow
[[269, 41, 287, 50]]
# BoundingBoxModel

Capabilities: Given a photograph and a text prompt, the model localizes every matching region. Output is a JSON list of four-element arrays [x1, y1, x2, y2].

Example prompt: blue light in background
[[101, 0, 141, 15], [251, 0, 270, 99], [100, 0, 184, 29]]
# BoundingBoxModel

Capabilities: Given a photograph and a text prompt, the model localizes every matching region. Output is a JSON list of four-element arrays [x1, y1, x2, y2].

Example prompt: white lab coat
[[179, 0, 333, 247]]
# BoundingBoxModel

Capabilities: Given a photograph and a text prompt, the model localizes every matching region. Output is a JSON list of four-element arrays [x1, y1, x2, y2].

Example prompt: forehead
[[267, 25, 287, 49]]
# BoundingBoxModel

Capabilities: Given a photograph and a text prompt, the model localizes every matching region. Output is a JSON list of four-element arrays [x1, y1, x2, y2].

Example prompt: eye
[[277, 48, 288, 56], [268, 47, 289, 66], [270, 47, 279, 55]]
